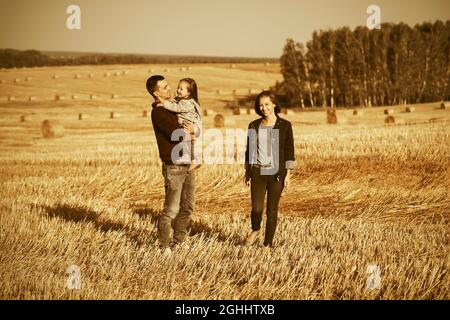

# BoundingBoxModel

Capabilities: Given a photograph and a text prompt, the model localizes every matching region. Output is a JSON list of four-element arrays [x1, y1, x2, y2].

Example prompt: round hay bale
[[88, 73, 94, 78], [25, 77, 31, 81], [230, 64, 236, 69], [186, 66, 191, 71], [203, 109, 208, 117], [384, 115, 395, 124], [232, 89, 237, 96], [122, 70, 128, 75], [28, 96, 36, 102], [142, 110, 148, 117], [104, 72, 110, 77], [0, 80, 5, 84], [232, 107, 240, 115], [214, 114, 225, 128], [90, 94, 96, 100], [148, 68, 154, 73], [8, 95, 15, 101], [110, 112, 120, 119], [114, 71, 120, 76], [78, 113, 83, 120], [216, 89, 222, 95], [74, 74, 81, 79], [72, 95, 78, 100], [111, 94, 118, 99], [246, 107, 251, 115], [440, 102, 449, 109], [265, 62, 270, 66], [326, 109, 337, 124], [405, 106, 415, 113], [384, 109, 394, 115], [20, 115, 26, 122], [41, 120, 65, 138], [353, 109, 364, 116], [53, 74, 59, 80], [14, 78, 20, 83], [54, 95, 66, 101], [164, 68, 170, 72]]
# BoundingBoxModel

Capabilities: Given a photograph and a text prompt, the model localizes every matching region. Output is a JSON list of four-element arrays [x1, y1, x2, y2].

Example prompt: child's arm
[[163, 99, 195, 113]]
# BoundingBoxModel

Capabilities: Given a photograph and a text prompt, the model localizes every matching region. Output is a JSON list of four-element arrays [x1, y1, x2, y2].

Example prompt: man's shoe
[[244, 230, 260, 246]]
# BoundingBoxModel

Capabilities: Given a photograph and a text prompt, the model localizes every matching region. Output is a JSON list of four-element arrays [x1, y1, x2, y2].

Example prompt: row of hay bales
[[7, 94, 121, 101], [148, 67, 192, 73], [216, 88, 263, 95]]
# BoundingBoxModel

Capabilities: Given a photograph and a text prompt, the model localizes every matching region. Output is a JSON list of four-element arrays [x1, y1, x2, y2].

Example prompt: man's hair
[[146, 75, 165, 100], [179, 78, 199, 104], [254, 90, 281, 117]]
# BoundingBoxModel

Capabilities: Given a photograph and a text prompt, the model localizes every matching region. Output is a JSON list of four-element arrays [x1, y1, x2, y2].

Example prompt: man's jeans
[[250, 166, 283, 247], [158, 163, 195, 248]]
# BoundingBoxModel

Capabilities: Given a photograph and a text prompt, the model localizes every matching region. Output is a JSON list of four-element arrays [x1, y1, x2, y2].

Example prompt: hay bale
[[186, 66, 191, 71], [203, 109, 208, 117], [14, 78, 20, 83], [114, 71, 120, 76], [142, 110, 148, 117], [326, 109, 337, 124], [353, 109, 364, 116], [53, 74, 59, 80], [384, 115, 395, 124], [232, 89, 237, 96], [25, 77, 31, 81], [28, 96, 36, 102], [90, 94, 96, 100], [122, 70, 128, 75], [0, 80, 5, 84], [384, 109, 394, 115], [110, 112, 120, 119], [405, 106, 415, 113], [20, 115, 26, 122], [265, 62, 270, 66], [74, 74, 81, 79], [232, 107, 240, 115], [148, 68, 154, 73], [440, 102, 449, 109], [214, 114, 225, 128], [216, 89, 222, 95], [111, 94, 118, 99], [78, 113, 83, 120], [54, 95, 66, 101], [8, 95, 15, 101], [164, 68, 170, 72], [41, 120, 65, 138], [230, 64, 236, 69], [88, 73, 94, 78], [104, 72, 110, 77], [72, 95, 78, 100]]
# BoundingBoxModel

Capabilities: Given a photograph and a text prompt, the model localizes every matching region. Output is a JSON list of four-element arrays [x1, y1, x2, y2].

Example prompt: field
[[0, 63, 449, 299]]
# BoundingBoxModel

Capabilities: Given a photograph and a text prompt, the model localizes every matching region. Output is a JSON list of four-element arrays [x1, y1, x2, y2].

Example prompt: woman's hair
[[254, 90, 280, 117], [179, 78, 199, 104]]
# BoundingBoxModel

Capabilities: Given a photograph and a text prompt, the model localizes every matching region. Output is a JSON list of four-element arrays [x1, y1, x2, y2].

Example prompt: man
[[146, 75, 196, 254]]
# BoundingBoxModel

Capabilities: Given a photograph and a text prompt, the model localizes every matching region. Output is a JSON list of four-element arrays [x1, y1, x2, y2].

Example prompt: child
[[162, 78, 202, 173]]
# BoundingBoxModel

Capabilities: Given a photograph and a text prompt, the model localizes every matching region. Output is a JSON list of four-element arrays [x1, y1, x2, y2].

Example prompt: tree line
[[277, 20, 450, 108], [0, 49, 277, 68]]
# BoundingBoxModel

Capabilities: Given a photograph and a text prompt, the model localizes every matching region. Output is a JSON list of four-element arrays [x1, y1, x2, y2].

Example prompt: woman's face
[[258, 96, 276, 118]]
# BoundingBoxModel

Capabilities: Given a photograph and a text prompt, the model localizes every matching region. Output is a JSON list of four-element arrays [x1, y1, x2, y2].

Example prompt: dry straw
[[41, 120, 65, 138], [326, 109, 337, 124], [214, 114, 225, 128]]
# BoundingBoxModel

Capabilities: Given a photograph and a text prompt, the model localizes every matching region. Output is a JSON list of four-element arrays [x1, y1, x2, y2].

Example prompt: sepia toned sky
[[0, 0, 449, 58]]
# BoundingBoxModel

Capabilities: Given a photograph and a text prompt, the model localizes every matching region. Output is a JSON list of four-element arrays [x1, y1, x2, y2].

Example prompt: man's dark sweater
[[151, 104, 182, 164]]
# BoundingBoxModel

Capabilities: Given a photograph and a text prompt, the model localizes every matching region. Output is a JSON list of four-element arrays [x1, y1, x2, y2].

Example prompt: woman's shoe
[[244, 230, 260, 246]]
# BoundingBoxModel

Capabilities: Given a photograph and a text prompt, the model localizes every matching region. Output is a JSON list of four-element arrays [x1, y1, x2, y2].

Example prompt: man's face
[[155, 80, 171, 101]]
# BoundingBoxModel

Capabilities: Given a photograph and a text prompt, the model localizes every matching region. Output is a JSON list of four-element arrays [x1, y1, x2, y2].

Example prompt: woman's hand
[[283, 171, 291, 190]]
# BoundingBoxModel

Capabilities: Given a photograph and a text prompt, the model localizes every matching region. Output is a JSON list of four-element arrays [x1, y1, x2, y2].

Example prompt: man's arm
[[152, 108, 182, 141]]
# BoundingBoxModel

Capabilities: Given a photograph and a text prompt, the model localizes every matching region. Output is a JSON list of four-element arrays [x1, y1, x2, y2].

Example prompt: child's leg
[[188, 140, 201, 172]]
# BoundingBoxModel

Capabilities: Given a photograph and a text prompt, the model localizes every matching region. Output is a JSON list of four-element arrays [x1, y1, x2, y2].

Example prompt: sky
[[0, 0, 449, 58]]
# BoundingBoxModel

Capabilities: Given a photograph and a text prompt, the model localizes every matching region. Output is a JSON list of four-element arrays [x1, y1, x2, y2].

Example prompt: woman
[[244, 90, 295, 248]]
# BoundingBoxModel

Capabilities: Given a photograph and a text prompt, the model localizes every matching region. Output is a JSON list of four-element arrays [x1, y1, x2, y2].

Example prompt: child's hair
[[179, 78, 199, 104]]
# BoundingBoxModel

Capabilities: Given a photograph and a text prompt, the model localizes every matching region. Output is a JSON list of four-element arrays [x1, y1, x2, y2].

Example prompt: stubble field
[[0, 63, 448, 299]]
